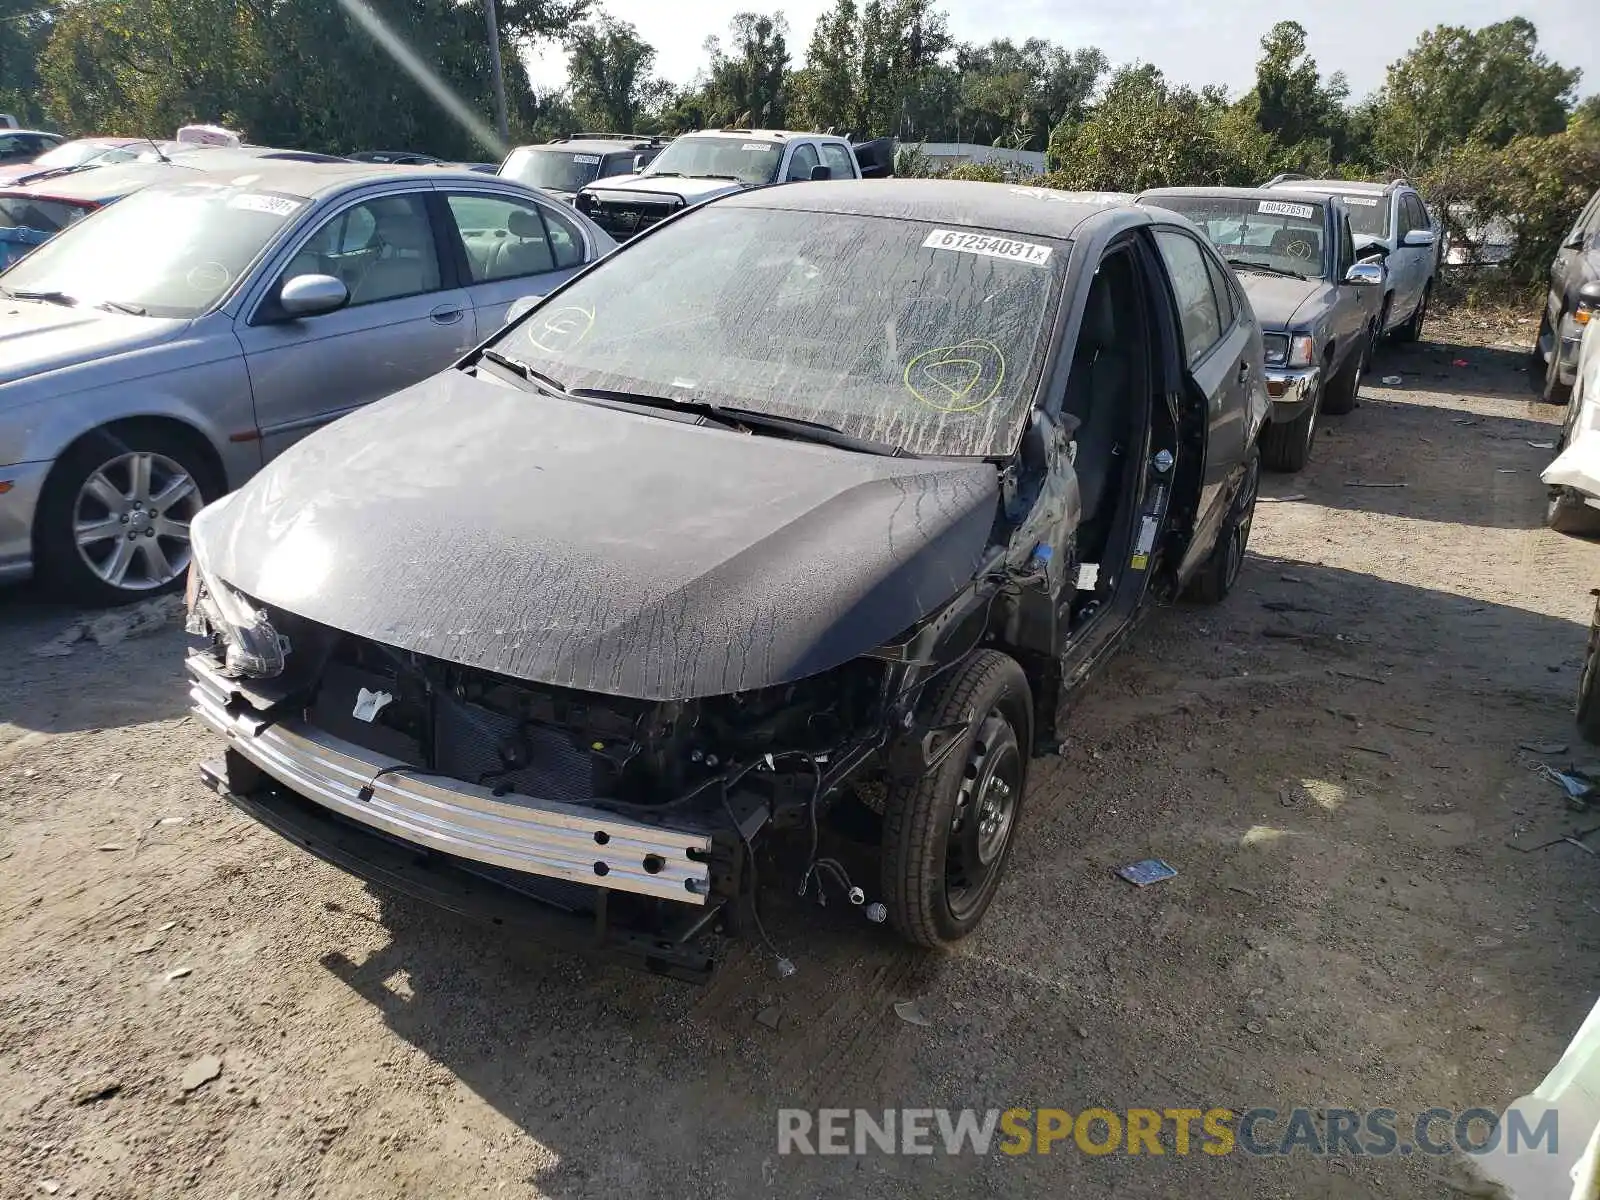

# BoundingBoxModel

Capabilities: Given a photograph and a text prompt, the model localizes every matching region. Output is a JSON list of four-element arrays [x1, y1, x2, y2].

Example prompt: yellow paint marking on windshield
[[526, 304, 595, 355], [903, 340, 1006, 413]]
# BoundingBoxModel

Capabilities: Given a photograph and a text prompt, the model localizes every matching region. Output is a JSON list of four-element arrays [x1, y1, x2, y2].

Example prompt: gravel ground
[[3, 318, 1599, 1199]]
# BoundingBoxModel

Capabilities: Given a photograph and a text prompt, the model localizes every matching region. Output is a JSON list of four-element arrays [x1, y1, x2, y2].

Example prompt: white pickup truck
[[575, 127, 892, 242]]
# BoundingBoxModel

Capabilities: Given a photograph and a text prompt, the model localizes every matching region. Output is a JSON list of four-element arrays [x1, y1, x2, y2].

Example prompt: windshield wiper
[[568, 387, 912, 457], [642, 170, 683, 178], [1227, 259, 1309, 281], [694, 174, 747, 183], [2, 287, 78, 307], [96, 299, 146, 316], [478, 347, 571, 397]]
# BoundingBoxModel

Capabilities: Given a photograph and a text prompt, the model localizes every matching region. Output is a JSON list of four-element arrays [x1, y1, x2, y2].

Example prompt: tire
[[35, 425, 221, 606], [1579, 595, 1600, 745], [1547, 490, 1600, 537], [1186, 448, 1259, 604], [1395, 283, 1430, 344], [881, 650, 1032, 948], [1320, 340, 1366, 416]]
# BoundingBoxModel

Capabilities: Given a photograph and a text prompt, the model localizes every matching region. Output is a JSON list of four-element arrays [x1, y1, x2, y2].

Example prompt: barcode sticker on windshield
[[1343, 196, 1381, 206], [1259, 200, 1315, 219], [923, 228, 1052, 267], [228, 193, 301, 217], [572, 154, 601, 164]]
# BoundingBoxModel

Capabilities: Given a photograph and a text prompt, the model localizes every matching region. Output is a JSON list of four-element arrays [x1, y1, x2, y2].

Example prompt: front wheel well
[[34, 417, 226, 548]]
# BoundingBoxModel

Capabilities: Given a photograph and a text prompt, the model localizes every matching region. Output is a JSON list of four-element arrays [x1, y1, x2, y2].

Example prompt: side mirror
[[809, 163, 832, 181], [632, 154, 645, 173], [1344, 262, 1384, 287], [278, 273, 349, 318], [1399, 228, 1436, 249], [1579, 281, 1600, 306], [503, 294, 541, 325]]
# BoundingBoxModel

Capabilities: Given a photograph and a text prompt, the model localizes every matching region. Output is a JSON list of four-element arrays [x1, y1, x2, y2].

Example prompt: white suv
[[1267, 175, 1441, 343]]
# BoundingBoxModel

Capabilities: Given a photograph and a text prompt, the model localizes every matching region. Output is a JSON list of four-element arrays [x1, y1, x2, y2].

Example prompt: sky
[[524, 0, 1598, 105]]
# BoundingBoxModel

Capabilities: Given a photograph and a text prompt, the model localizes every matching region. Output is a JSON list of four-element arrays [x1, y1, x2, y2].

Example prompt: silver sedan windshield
[[0, 182, 308, 317]]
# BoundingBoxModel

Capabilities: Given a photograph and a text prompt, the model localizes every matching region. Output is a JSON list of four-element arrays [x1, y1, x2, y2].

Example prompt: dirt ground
[[4, 312, 1600, 1199]]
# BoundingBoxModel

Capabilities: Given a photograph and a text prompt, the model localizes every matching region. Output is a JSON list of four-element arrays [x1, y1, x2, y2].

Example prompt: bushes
[[1419, 130, 1600, 285]]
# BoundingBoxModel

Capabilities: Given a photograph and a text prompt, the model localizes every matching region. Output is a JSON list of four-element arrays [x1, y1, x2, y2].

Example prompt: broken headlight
[[184, 546, 286, 679]]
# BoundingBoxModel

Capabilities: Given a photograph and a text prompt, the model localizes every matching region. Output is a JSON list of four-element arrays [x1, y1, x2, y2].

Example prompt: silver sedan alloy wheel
[[72, 450, 203, 591]]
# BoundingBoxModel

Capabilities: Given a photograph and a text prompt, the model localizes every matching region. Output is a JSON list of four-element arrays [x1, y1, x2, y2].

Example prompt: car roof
[[1139, 185, 1334, 208], [1272, 178, 1392, 196], [535, 139, 653, 154], [2, 160, 208, 201], [724, 178, 1148, 241], [679, 128, 839, 143], [127, 159, 524, 200]]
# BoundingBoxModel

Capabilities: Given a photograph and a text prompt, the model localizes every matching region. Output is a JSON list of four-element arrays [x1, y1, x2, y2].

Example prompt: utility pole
[[483, 0, 510, 142]]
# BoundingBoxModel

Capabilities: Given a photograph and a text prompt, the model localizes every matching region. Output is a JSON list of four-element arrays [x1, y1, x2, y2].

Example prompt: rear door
[[438, 189, 596, 336], [235, 188, 474, 460], [1153, 227, 1251, 565]]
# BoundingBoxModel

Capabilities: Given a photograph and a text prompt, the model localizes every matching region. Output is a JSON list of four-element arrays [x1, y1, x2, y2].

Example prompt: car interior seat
[[1060, 271, 1132, 529], [351, 202, 439, 303], [487, 207, 555, 280]]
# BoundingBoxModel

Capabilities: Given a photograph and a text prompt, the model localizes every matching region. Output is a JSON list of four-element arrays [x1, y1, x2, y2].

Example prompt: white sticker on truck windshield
[[572, 154, 601, 164], [922, 228, 1052, 267], [743, 143, 771, 152], [1343, 196, 1381, 206], [1258, 200, 1315, 219]]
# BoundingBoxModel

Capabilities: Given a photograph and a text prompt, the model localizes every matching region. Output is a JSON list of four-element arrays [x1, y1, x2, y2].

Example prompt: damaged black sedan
[[185, 181, 1266, 979]]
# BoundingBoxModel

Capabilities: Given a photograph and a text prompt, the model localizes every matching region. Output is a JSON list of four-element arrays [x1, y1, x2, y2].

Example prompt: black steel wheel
[[882, 650, 1032, 947]]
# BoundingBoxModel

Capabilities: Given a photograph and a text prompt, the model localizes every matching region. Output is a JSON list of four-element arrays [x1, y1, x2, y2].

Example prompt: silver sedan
[[0, 161, 615, 603]]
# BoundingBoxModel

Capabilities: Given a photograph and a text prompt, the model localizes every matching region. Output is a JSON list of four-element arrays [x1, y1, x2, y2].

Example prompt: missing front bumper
[[199, 752, 719, 982], [187, 654, 713, 905]]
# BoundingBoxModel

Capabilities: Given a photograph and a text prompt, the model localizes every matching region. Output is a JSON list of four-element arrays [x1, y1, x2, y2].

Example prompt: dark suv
[[498, 134, 670, 206], [1537, 186, 1600, 405]]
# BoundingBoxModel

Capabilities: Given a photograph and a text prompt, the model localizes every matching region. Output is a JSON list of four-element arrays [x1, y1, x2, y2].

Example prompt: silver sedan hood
[[0, 298, 189, 387], [194, 370, 1000, 701]]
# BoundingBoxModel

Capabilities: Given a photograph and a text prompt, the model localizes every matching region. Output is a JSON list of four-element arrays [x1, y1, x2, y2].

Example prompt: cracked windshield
[[498, 205, 1065, 457]]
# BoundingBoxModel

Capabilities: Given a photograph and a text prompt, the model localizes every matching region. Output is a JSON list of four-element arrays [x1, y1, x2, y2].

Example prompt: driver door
[[235, 190, 473, 461]]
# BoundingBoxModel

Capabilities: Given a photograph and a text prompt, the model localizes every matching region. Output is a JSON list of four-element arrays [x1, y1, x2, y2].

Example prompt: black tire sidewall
[[35, 427, 221, 605], [882, 650, 1032, 946]]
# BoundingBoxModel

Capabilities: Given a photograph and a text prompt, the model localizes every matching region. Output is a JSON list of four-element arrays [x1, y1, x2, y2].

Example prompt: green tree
[[700, 11, 790, 127], [0, 0, 55, 127], [952, 39, 1105, 150], [1243, 19, 1367, 168], [564, 16, 669, 133], [1047, 64, 1280, 191], [1371, 18, 1580, 173]]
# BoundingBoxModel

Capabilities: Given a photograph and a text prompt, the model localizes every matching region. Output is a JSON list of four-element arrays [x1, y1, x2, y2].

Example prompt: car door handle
[[1237, 360, 1251, 382], [429, 305, 464, 325]]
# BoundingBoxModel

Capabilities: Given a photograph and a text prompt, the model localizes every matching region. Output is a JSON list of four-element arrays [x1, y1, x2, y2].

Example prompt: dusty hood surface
[[0, 298, 188, 387], [1233, 271, 1326, 330], [196, 370, 1000, 700], [584, 175, 749, 205]]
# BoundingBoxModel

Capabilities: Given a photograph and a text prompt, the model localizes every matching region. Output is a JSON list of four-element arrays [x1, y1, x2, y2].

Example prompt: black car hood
[[196, 371, 1000, 700]]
